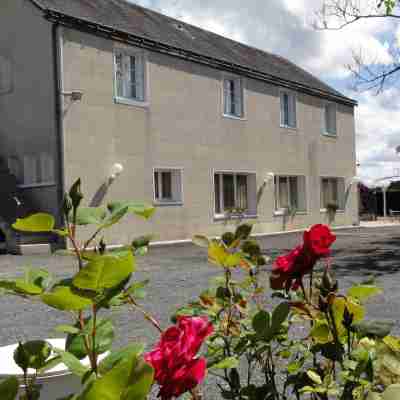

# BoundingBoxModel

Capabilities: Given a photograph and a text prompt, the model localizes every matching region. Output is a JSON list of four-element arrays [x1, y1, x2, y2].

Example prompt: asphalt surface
[[0, 225, 399, 397]]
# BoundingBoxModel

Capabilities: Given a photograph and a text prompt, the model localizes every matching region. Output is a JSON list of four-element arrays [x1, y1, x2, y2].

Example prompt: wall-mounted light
[[264, 172, 275, 185], [109, 163, 124, 181], [61, 90, 84, 102]]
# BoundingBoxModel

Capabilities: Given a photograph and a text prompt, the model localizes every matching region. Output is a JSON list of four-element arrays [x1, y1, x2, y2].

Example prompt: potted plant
[[326, 201, 339, 225]]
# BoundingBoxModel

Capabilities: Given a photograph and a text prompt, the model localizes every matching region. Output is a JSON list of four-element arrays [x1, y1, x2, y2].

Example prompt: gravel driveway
[[0, 225, 399, 397]]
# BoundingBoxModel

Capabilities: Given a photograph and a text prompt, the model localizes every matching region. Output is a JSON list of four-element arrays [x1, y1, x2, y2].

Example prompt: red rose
[[270, 224, 336, 291], [304, 224, 336, 257], [145, 316, 213, 400]]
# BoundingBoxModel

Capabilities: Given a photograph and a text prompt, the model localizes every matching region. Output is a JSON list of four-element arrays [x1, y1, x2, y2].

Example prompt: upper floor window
[[223, 77, 244, 118], [321, 177, 345, 210], [323, 103, 337, 136], [114, 49, 146, 104], [274, 175, 306, 213], [153, 168, 183, 205], [214, 171, 256, 217], [280, 90, 297, 129]]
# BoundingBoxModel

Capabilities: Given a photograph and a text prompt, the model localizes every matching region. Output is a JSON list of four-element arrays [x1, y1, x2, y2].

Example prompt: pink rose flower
[[145, 316, 213, 399]]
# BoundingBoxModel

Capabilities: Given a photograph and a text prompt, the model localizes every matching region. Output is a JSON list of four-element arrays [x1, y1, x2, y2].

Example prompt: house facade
[[0, 0, 358, 245]]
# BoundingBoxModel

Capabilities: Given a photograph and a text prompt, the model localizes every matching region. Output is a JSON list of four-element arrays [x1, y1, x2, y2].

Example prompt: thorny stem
[[126, 294, 163, 333], [92, 304, 98, 376]]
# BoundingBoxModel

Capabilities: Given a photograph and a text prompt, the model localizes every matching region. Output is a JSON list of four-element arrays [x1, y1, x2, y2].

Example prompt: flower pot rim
[[0, 338, 104, 379]]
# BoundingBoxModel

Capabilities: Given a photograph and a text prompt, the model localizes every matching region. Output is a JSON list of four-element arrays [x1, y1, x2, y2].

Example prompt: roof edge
[[28, 0, 46, 11], [43, 8, 357, 107]]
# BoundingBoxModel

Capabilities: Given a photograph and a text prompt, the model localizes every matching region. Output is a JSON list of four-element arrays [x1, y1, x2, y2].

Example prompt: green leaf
[[53, 349, 89, 377], [55, 325, 80, 335], [383, 384, 400, 400], [24, 268, 52, 290], [210, 357, 239, 370], [347, 285, 382, 302], [0, 376, 19, 400], [98, 344, 145, 375], [271, 302, 290, 333], [12, 213, 55, 232], [125, 280, 149, 300], [354, 320, 394, 338], [14, 279, 43, 295], [66, 318, 114, 360], [122, 358, 154, 400], [73, 251, 135, 292], [307, 370, 322, 385], [78, 356, 153, 400], [14, 340, 52, 370], [41, 286, 92, 311], [101, 206, 130, 228], [192, 235, 210, 248], [108, 201, 156, 220], [252, 310, 270, 336], [208, 242, 243, 268], [310, 319, 331, 344], [75, 207, 107, 225]]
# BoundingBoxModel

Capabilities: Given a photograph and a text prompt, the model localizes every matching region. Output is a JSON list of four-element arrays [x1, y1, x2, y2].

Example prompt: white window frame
[[113, 46, 149, 108], [279, 89, 297, 129], [222, 75, 246, 120], [152, 167, 183, 206], [322, 101, 337, 137], [274, 175, 307, 215], [212, 170, 257, 219], [320, 176, 345, 212]]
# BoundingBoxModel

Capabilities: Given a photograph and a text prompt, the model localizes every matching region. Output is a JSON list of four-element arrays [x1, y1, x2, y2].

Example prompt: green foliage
[[73, 251, 135, 292], [14, 340, 52, 371], [12, 213, 55, 232], [41, 285, 93, 311], [0, 377, 19, 400], [66, 318, 114, 360]]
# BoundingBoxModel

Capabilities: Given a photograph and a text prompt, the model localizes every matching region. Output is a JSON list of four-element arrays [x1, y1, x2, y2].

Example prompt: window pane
[[154, 171, 159, 199], [229, 80, 236, 115], [214, 174, 221, 214], [161, 172, 172, 199], [130, 56, 137, 99], [322, 178, 329, 207], [289, 177, 298, 209], [331, 179, 338, 203], [236, 174, 248, 211], [115, 53, 124, 97], [283, 93, 289, 126], [223, 174, 235, 210], [279, 177, 289, 208], [289, 94, 296, 127]]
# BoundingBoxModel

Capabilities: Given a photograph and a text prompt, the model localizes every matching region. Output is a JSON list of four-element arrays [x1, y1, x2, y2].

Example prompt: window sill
[[280, 124, 298, 131], [222, 113, 247, 121], [154, 201, 183, 207], [273, 210, 307, 217], [214, 214, 258, 221], [320, 209, 344, 213], [114, 97, 149, 108], [17, 182, 57, 189], [322, 132, 337, 138]]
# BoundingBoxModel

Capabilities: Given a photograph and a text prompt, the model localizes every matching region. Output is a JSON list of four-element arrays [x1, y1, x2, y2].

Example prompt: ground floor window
[[153, 168, 183, 204], [214, 172, 256, 216], [274, 175, 306, 212], [321, 177, 345, 210]]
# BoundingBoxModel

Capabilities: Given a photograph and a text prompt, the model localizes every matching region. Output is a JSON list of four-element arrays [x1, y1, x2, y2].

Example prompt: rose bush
[[1, 180, 400, 400]]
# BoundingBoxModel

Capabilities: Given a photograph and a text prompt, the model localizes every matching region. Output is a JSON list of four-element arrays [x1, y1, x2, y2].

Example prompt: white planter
[[0, 338, 103, 400]]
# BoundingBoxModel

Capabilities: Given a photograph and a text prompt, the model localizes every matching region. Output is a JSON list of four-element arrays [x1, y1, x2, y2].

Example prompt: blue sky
[[130, 0, 400, 184]]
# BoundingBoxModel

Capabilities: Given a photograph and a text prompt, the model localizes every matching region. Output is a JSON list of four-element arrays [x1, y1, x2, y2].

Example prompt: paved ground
[[0, 225, 399, 396]]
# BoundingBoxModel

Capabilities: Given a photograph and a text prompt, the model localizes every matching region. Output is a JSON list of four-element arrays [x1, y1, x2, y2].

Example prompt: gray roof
[[31, 0, 356, 105]]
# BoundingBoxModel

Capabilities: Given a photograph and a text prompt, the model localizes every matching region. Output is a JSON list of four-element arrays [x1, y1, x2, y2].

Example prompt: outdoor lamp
[[264, 172, 275, 185], [61, 90, 84, 102], [110, 163, 124, 180]]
